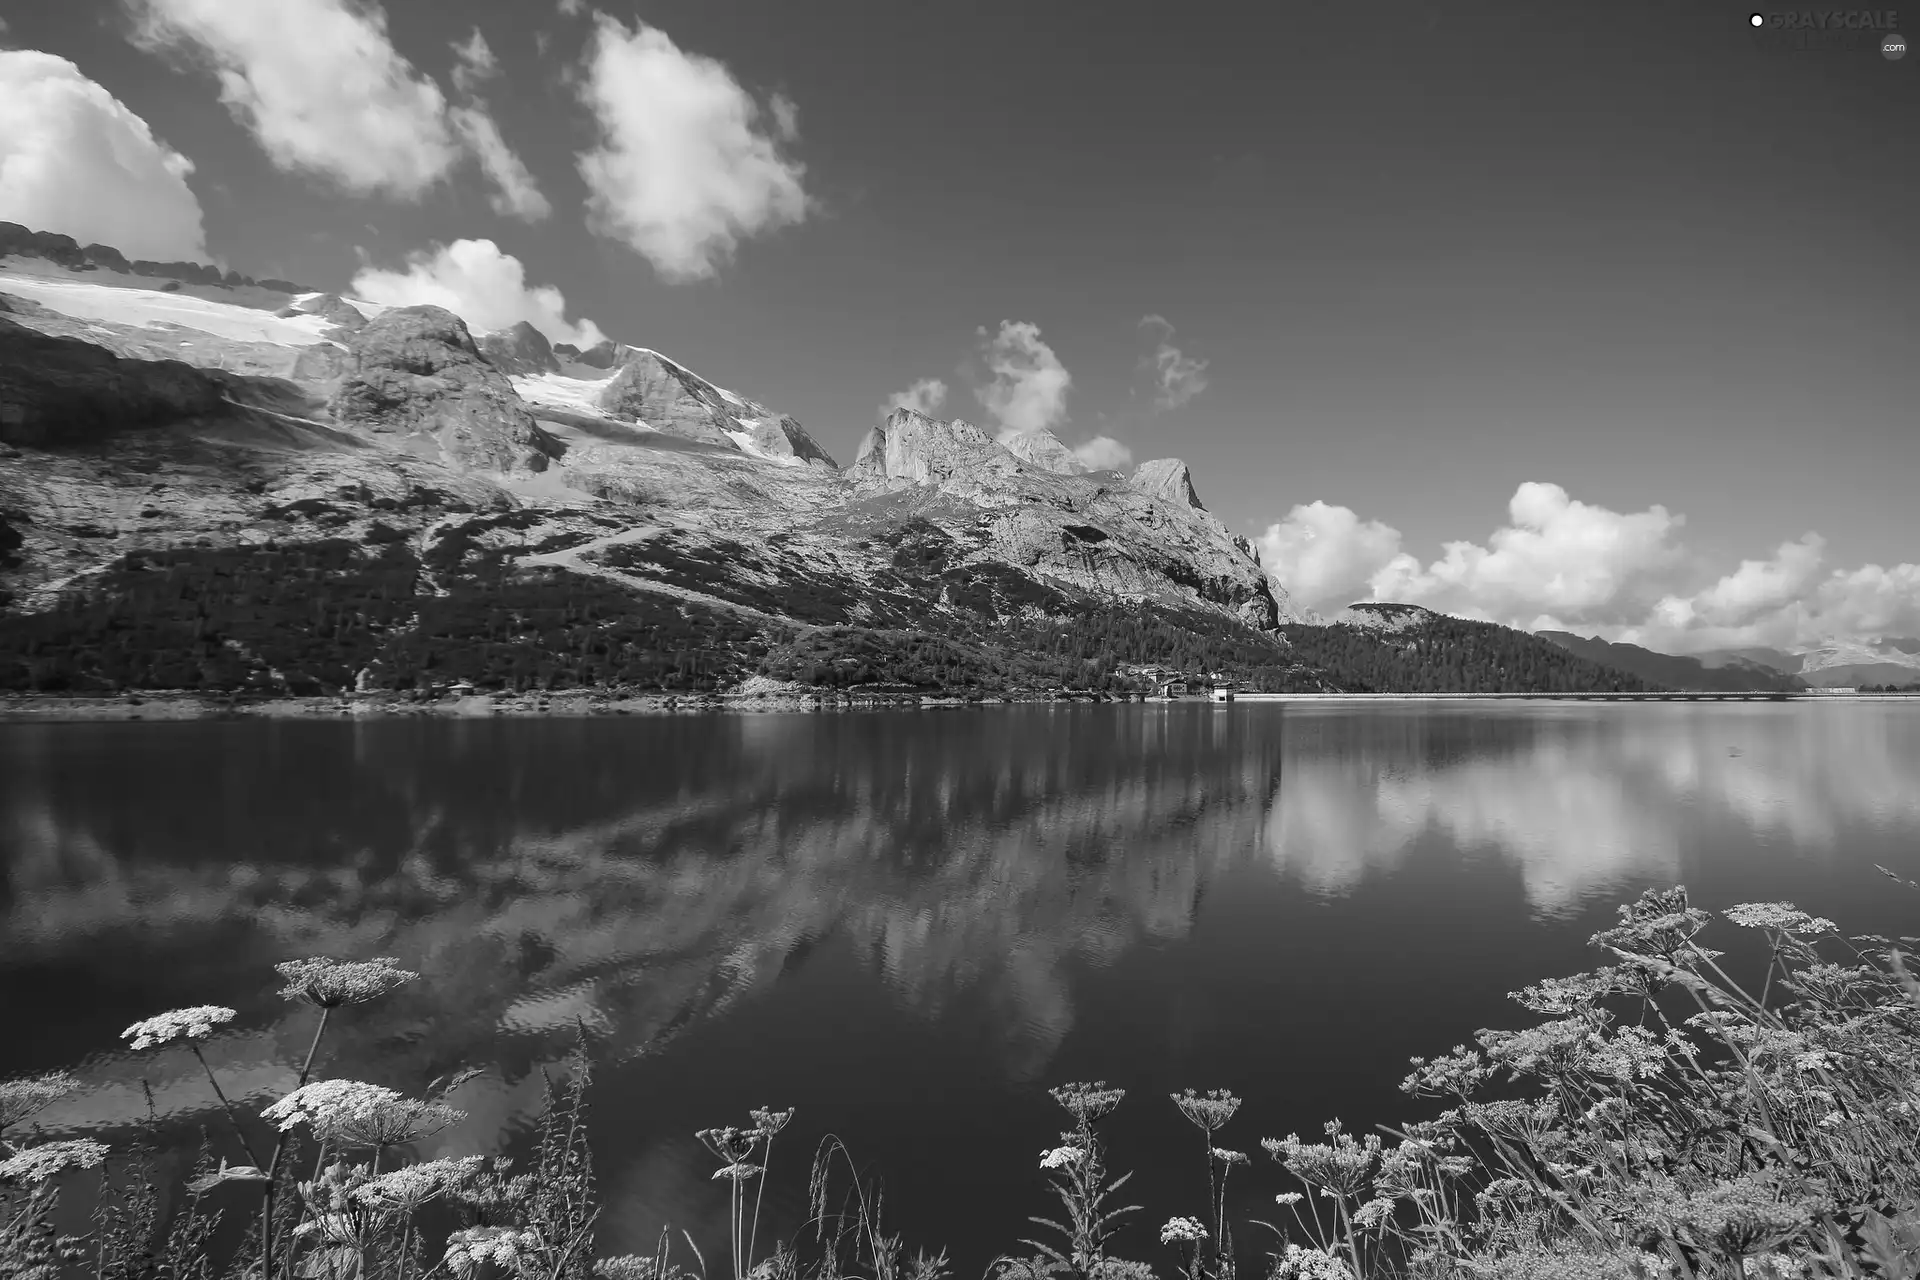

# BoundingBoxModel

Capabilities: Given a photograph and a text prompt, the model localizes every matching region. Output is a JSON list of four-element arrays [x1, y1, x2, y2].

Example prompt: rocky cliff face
[[0, 316, 225, 447], [1002, 429, 1089, 475], [331, 306, 560, 474], [276, 293, 367, 333], [848, 408, 1018, 492], [477, 321, 560, 376], [0, 238, 1329, 697], [1129, 458, 1206, 510], [843, 408, 1294, 628]]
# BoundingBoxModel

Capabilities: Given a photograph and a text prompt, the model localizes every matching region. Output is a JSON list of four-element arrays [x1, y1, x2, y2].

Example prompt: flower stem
[[263, 1006, 333, 1280], [190, 1042, 261, 1167], [747, 1132, 774, 1273]]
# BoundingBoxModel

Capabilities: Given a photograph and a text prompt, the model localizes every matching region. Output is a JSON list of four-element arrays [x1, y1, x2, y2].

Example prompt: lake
[[3, 702, 1918, 1271]]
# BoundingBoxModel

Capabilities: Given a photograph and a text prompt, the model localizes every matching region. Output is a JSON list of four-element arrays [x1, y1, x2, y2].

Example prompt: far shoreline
[[1, 688, 1915, 723]]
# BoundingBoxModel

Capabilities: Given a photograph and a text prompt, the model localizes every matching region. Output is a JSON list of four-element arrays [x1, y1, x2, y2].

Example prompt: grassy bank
[[4, 883, 1918, 1280]]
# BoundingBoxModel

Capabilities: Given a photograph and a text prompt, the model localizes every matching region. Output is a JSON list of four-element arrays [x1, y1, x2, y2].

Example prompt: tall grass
[[3, 881, 1918, 1280]]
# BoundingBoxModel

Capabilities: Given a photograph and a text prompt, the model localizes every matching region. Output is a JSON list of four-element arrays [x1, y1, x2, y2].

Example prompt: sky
[[1, 0, 1915, 652]]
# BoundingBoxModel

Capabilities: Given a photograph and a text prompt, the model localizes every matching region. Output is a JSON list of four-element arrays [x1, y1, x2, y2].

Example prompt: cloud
[[130, 0, 459, 197], [575, 15, 809, 281], [557, 0, 584, 15], [1072, 436, 1133, 472], [1138, 314, 1209, 410], [349, 239, 605, 348], [1264, 482, 1920, 652], [0, 50, 209, 261], [449, 27, 497, 96], [1368, 482, 1689, 628], [1256, 501, 1407, 612], [881, 377, 947, 419], [130, 0, 547, 220], [975, 320, 1072, 436], [450, 106, 551, 222]]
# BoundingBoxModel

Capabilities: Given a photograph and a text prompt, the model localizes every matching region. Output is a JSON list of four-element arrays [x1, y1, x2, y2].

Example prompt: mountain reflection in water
[[3, 703, 1917, 1268]]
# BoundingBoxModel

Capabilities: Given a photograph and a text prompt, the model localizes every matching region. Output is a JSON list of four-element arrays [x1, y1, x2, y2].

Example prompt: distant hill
[[1692, 639, 1920, 688], [1283, 604, 1660, 694], [1537, 632, 1804, 692]]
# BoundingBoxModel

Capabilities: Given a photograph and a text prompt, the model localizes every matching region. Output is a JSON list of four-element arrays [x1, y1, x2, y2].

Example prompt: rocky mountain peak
[[330, 305, 559, 474], [1129, 458, 1206, 511], [1329, 602, 1439, 632], [274, 293, 367, 333], [848, 408, 1016, 491], [1002, 428, 1089, 475], [594, 349, 738, 447], [478, 321, 559, 376]]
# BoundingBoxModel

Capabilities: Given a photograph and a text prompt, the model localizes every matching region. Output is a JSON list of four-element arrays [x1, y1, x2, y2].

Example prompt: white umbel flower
[[0, 1139, 109, 1184], [1159, 1216, 1208, 1244], [263, 1080, 402, 1133], [122, 1006, 236, 1051]]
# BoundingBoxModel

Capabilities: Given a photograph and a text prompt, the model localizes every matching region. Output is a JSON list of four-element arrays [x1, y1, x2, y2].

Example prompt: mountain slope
[[1284, 605, 1663, 694], [1, 227, 1656, 699], [1537, 631, 1804, 692]]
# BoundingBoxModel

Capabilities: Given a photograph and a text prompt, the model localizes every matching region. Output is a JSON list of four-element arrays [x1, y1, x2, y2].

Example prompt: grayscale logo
[[1886, 31, 1909, 55]]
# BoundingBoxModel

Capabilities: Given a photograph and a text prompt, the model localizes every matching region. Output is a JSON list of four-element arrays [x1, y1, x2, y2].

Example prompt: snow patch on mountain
[[0, 270, 338, 347]]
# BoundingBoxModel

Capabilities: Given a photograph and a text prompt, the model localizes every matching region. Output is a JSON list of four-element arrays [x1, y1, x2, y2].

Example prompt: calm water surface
[[3, 703, 1918, 1268]]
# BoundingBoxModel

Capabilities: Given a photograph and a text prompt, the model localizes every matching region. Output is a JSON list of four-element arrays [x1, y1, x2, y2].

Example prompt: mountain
[[1286, 605, 1662, 695], [1692, 638, 1920, 688], [1001, 428, 1092, 475], [0, 225, 1655, 699], [1537, 631, 1805, 692]]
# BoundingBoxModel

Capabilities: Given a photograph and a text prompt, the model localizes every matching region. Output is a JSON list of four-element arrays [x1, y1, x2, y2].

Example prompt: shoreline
[[2, 689, 1913, 722], [0, 689, 1130, 722]]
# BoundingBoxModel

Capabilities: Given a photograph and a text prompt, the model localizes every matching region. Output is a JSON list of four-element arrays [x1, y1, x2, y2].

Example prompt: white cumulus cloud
[[575, 15, 810, 281], [0, 50, 209, 261], [349, 239, 605, 349], [1072, 436, 1133, 472], [976, 320, 1072, 436], [1369, 482, 1689, 628], [881, 377, 947, 419], [1256, 501, 1407, 613], [130, 0, 459, 197], [129, 0, 547, 220], [1139, 314, 1209, 410]]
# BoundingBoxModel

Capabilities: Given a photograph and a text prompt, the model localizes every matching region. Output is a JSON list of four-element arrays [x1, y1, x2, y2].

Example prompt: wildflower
[[695, 1126, 757, 1164], [1210, 1147, 1249, 1166], [1158, 1216, 1208, 1244], [275, 957, 417, 1009], [445, 1226, 543, 1277], [1271, 1244, 1353, 1280], [1724, 903, 1835, 936], [121, 1006, 236, 1051], [0, 1073, 78, 1131], [1262, 1125, 1380, 1198], [1274, 1193, 1304, 1206], [331, 1096, 464, 1148], [0, 1139, 109, 1184], [1401, 1045, 1492, 1098], [1039, 1145, 1086, 1170], [263, 1080, 463, 1147], [352, 1156, 484, 1212], [711, 1162, 764, 1182], [1352, 1197, 1395, 1229], [1172, 1088, 1242, 1134], [1050, 1081, 1126, 1125], [263, 1080, 403, 1133], [749, 1106, 794, 1136]]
